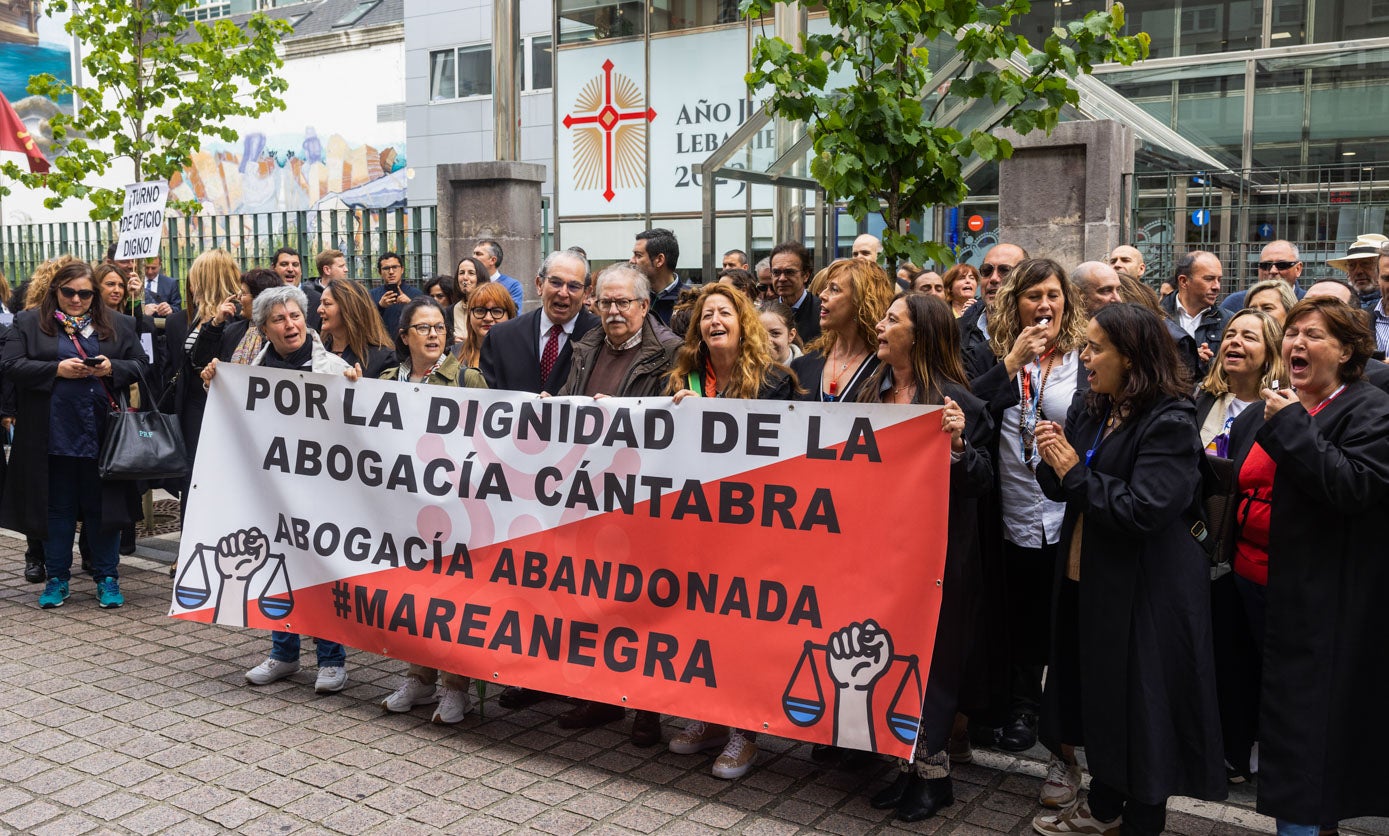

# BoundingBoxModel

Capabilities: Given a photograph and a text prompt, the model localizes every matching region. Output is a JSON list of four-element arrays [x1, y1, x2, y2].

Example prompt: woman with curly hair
[[790, 258, 896, 403], [964, 258, 1093, 805]]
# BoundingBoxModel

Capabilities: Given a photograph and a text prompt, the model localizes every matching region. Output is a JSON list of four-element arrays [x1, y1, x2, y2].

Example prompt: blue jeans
[[270, 632, 345, 667], [1276, 822, 1319, 836], [45, 456, 119, 583]]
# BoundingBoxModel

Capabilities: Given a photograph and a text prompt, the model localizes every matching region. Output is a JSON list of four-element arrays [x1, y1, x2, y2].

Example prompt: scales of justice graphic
[[175, 540, 294, 620], [782, 628, 925, 747]]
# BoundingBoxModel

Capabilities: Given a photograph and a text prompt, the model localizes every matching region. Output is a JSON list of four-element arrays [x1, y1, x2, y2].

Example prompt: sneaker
[[38, 578, 69, 609], [382, 677, 438, 712], [432, 686, 472, 724], [668, 721, 730, 755], [948, 728, 974, 764], [1033, 801, 1121, 836], [95, 577, 124, 609], [314, 666, 347, 693], [711, 732, 757, 780], [1039, 755, 1082, 808], [244, 657, 301, 685]]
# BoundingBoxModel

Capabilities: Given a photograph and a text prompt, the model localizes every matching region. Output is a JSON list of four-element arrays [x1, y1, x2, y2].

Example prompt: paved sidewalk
[[0, 538, 1312, 835]]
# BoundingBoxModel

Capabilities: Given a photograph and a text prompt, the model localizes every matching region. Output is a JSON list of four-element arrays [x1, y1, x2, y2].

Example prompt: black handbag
[[98, 376, 189, 481], [1193, 452, 1238, 574]]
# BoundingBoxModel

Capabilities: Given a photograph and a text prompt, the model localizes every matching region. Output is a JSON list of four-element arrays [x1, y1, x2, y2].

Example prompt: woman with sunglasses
[[455, 281, 516, 368], [1, 262, 148, 610]]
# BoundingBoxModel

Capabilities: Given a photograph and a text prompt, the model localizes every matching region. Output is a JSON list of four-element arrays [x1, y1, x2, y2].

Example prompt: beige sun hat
[[1327, 233, 1389, 272]]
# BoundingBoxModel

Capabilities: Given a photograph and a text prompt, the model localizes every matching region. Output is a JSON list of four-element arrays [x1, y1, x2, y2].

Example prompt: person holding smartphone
[[369, 252, 421, 336], [0, 261, 148, 610]]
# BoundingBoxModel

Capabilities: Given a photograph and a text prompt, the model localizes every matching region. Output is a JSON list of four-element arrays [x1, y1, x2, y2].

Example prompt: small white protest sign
[[114, 180, 169, 261]]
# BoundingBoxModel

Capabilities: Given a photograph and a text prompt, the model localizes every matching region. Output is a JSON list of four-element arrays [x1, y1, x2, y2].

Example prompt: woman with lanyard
[[860, 293, 994, 822], [964, 258, 1090, 805], [665, 282, 797, 779], [790, 258, 893, 404], [1192, 307, 1286, 785], [1224, 296, 1389, 836], [367, 296, 487, 724], [1030, 302, 1225, 836], [1, 262, 148, 610]]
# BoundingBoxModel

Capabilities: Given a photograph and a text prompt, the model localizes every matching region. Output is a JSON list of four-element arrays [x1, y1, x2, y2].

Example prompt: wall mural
[[0, 0, 70, 163], [169, 127, 408, 214]]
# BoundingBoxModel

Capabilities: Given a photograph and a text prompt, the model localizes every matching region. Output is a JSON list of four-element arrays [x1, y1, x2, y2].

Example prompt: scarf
[[397, 353, 446, 382], [54, 310, 93, 337], [230, 327, 265, 365]]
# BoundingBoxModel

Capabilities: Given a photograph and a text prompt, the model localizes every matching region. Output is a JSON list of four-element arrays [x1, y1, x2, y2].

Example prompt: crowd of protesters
[[2, 227, 1386, 836]]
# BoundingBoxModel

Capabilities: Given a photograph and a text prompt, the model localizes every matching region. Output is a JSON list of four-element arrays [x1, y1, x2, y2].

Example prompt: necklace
[[825, 347, 867, 399], [1018, 347, 1059, 472]]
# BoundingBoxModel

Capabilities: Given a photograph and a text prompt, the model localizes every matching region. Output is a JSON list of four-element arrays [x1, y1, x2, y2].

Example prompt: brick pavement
[[0, 539, 1289, 836]]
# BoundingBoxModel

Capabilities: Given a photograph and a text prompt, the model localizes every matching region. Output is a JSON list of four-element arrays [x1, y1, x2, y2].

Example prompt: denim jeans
[[1276, 822, 1319, 836], [270, 632, 345, 667], [45, 456, 119, 583]]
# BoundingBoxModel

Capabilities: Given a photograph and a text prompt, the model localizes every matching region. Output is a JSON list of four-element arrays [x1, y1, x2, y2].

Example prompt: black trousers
[[1003, 539, 1058, 714], [1088, 778, 1166, 836]]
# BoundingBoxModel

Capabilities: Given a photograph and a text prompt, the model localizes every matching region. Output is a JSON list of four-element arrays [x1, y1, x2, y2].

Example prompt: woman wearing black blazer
[[1031, 303, 1225, 836], [0, 262, 147, 610], [789, 258, 893, 403]]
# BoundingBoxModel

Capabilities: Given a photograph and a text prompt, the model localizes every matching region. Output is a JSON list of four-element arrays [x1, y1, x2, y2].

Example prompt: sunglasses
[[58, 287, 96, 301], [1258, 260, 1299, 271], [979, 263, 1013, 279]]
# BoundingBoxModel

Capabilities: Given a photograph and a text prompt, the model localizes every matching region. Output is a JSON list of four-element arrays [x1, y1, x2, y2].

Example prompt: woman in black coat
[[1228, 296, 1389, 835], [861, 293, 994, 823], [789, 258, 893, 403], [1031, 303, 1226, 836], [0, 262, 148, 609], [191, 268, 284, 367]]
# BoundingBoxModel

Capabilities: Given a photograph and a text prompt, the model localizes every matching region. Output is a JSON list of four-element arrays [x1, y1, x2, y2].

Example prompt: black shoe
[[497, 686, 552, 710], [870, 770, 914, 809], [969, 724, 1002, 749], [630, 710, 662, 747], [24, 555, 45, 584], [997, 712, 1038, 752], [556, 700, 625, 730], [119, 543, 137, 556], [896, 775, 953, 822], [811, 743, 838, 762]]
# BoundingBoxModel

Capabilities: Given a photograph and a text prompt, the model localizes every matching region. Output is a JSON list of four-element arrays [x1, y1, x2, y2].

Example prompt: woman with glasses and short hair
[[455, 281, 516, 368]]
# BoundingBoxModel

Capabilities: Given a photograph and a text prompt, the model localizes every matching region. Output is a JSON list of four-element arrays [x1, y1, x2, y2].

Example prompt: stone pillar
[[437, 161, 546, 308], [996, 120, 1134, 267]]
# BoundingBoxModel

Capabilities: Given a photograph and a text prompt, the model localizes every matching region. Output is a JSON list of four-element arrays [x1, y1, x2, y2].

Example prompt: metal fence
[[1127, 163, 1389, 296], [0, 206, 440, 288]]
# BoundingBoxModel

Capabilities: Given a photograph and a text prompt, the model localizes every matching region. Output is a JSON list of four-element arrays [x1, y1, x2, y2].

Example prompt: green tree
[[2, 0, 291, 220], [741, 0, 1149, 266]]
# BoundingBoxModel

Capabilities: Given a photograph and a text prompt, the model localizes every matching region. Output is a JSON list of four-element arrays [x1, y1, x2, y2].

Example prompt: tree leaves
[[0, 0, 290, 220], [745, 0, 1148, 265]]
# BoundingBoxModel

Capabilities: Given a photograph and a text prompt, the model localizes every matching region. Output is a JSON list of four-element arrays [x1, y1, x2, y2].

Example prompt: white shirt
[[537, 309, 578, 358], [1175, 301, 1209, 340], [999, 349, 1080, 549]]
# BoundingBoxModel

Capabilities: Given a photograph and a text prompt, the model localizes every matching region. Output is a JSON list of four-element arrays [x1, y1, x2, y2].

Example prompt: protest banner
[[172, 364, 950, 758], [113, 180, 169, 261]]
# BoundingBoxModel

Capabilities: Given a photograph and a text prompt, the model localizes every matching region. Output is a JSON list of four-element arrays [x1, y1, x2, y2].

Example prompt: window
[[334, 0, 380, 28], [429, 44, 493, 100], [528, 36, 552, 91]]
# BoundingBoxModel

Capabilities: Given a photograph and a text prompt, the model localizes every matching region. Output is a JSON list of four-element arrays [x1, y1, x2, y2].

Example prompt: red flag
[[0, 92, 50, 174]]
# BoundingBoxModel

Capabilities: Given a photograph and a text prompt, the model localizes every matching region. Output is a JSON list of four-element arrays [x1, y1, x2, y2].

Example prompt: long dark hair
[[857, 293, 969, 404], [39, 262, 115, 340], [1085, 302, 1191, 418]]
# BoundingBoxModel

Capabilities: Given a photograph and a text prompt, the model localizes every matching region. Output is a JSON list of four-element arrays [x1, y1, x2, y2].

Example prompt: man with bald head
[[852, 233, 883, 263], [959, 242, 1028, 362], [1160, 250, 1231, 377], [1072, 261, 1122, 315], [1222, 240, 1306, 313], [1109, 244, 1145, 279]]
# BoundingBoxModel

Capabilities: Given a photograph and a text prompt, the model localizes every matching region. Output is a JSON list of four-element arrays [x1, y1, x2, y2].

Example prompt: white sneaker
[[711, 732, 757, 779], [432, 686, 472, 724], [668, 721, 730, 755], [1033, 801, 1121, 836], [314, 665, 348, 693], [245, 657, 300, 685], [1039, 755, 1082, 808], [382, 677, 438, 712]]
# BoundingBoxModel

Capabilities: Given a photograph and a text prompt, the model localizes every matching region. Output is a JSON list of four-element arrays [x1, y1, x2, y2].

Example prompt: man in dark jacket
[[1160, 250, 1231, 380], [480, 250, 598, 395], [769, 240, 821, 343], [553, 262, 680, 746]]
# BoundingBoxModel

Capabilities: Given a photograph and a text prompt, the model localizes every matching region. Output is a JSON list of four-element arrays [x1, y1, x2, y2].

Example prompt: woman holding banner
[[202, 284, 355, 694], [373, 296, 487, 723], [861, 292, 994, 822], [790, 258, 893, 403], [664, 282, 798, 778], [1030, 303, 1225, 836], [1, 261, 148, 610]]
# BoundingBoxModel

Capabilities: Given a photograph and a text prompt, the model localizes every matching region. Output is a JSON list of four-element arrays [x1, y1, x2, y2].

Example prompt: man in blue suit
[[140, 255, 182, 316], [480, 249, 598, 395]]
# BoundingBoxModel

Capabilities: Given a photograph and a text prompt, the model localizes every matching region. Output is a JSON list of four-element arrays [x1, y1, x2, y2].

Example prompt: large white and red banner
[[173, 365, 950, 758]]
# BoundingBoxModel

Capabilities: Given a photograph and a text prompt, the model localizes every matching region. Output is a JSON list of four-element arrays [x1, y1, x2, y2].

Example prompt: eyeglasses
[[1258, 260, 1299, 271], [58, 287, 96, 301], [380, 264, 403, 272], [979, 263, 1014, 279], [470, 306, 508, 319], [544, 277, 586, 295], [407, 323, 448, 335], [595, 298, 638, 311], [770, 268, 801, 279]]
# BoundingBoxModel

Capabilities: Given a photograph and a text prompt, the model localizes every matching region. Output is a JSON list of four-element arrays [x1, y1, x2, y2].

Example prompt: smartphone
[[82, 357, 102, 367]]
